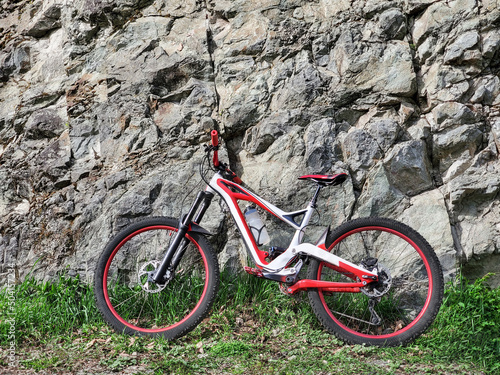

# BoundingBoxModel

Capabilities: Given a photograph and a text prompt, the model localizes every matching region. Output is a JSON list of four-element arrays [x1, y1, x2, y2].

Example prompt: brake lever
[[204, 144, 218, 152], [203, 146, 242, 184]]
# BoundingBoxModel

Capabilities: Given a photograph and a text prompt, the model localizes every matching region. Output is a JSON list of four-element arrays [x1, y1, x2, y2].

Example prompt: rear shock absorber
[[268, 246, 286, 260]]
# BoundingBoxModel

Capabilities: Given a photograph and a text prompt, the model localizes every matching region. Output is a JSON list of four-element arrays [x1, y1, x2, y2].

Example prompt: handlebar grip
[[211, 130, 219, 147], [210, 130, 219, 167]]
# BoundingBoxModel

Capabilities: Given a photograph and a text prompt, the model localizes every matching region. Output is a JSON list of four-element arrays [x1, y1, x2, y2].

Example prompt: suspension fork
[[152, 191, 214, 284]]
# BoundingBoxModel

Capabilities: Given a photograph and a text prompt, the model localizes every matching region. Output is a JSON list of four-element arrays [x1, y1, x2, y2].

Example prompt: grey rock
[[469, 75, 500, 105], [492, 120, 500, 152], [25, 108, 66, 139], [443, 31, 480, 64], [462, 255, 500, 289], [105, 169, 133, 190], [447, 168, 500, 205], [67, 20, 99, 46], [303, 119, 338, 173], [398, 189, 457, 277], [35, 130, 71, 175], [482, 29, 500, 61], [78, 0, 155, 27], [366, 119, 400, 153], [0, 44, 31, 80], [412, 0, 477, 46], [342, 128, 383, 185], [328, 30, 416, 96], [384, 140, 433, 196], [378, 8, 407, 40], [355, 164, 407, 218], [433, 125, 484, 173], [0, 236, 19, 268], [242, 110, 302, 155], [25, 3, 62, 37], [1, 0, 499, 285], [431, 102, 479, 131], [420, 64, 470, 105], [271, 63, 324, 110]]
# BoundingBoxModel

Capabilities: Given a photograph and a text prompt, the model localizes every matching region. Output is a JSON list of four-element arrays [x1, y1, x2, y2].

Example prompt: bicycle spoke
[[308, 217, 443, 346], [95, 218, 218, 336], [110, 289, 143, 309]]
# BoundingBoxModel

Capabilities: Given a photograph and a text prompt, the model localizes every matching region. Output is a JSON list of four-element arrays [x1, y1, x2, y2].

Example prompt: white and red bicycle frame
[[153, 130, 378, 294]]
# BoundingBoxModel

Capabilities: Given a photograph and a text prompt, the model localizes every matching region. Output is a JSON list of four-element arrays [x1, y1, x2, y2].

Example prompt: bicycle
[[94, 130, 444, 347]]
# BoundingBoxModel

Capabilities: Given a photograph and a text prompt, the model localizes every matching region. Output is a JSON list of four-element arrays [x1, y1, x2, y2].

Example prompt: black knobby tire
[[307, 217, 444, 347], [94, 217, 219, 339]]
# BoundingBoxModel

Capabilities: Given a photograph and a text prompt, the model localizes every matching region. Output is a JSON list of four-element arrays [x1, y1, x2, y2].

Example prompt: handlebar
[[209, 130, 242, 185], [210, 130, 219, 147], [211, 130, 219, 167]]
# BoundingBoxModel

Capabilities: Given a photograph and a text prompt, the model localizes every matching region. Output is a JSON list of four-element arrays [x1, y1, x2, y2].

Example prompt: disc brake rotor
[[360, 263, 392, 298], [138, 260, 168, 293]]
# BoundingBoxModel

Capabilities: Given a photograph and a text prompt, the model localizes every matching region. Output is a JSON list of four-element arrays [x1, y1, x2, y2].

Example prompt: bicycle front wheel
[[94, 217, 219, 339], [307, 217, 443, 347]]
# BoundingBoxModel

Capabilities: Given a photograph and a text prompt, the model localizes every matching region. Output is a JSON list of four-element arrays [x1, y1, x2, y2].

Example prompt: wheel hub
[[138, 261, 168, 293], [360, 262, 392, 298]]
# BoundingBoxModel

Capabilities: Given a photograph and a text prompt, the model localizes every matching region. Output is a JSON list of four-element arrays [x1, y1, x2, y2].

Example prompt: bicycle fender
[[188, 223, 212, 236]]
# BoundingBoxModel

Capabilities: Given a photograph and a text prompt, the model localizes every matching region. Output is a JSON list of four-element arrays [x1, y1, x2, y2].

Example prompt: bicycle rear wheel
[[307, 217, 443, 347], [94, 217, 219, 339]]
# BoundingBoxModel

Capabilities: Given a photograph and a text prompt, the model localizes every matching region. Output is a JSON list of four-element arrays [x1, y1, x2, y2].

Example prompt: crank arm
[[262, 259, 304, 284]]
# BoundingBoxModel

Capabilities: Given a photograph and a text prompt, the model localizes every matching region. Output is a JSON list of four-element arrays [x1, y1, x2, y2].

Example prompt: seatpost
[[310, 184, 322, 208]]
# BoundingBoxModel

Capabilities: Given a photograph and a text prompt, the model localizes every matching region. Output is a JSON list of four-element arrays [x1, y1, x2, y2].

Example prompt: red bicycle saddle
[[298, 173, 348, 186]]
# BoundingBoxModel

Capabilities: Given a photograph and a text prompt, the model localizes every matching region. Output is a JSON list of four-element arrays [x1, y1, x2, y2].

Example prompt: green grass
[[416, 273, 500, 372], [1, 271, 499, 374], [0, 274, 102, 343]]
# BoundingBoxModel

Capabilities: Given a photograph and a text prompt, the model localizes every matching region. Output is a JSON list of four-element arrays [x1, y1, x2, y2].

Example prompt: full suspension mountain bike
[[94, 130, 444, 347]]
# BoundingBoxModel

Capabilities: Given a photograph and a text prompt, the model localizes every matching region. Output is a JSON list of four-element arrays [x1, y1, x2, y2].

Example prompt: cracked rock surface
[[1, 0, 499, 285]]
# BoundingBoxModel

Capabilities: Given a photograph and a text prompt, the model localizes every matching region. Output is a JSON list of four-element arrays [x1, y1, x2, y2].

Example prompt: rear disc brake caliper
[[360, 257, 393, 298]]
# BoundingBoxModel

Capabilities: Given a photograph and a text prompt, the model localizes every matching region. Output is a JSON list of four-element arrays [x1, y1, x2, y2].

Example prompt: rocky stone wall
[[1, 0, 499, 285]]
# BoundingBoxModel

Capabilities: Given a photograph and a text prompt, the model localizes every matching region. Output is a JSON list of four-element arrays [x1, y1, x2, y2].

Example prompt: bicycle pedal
[[244, 266, 264, 278]]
